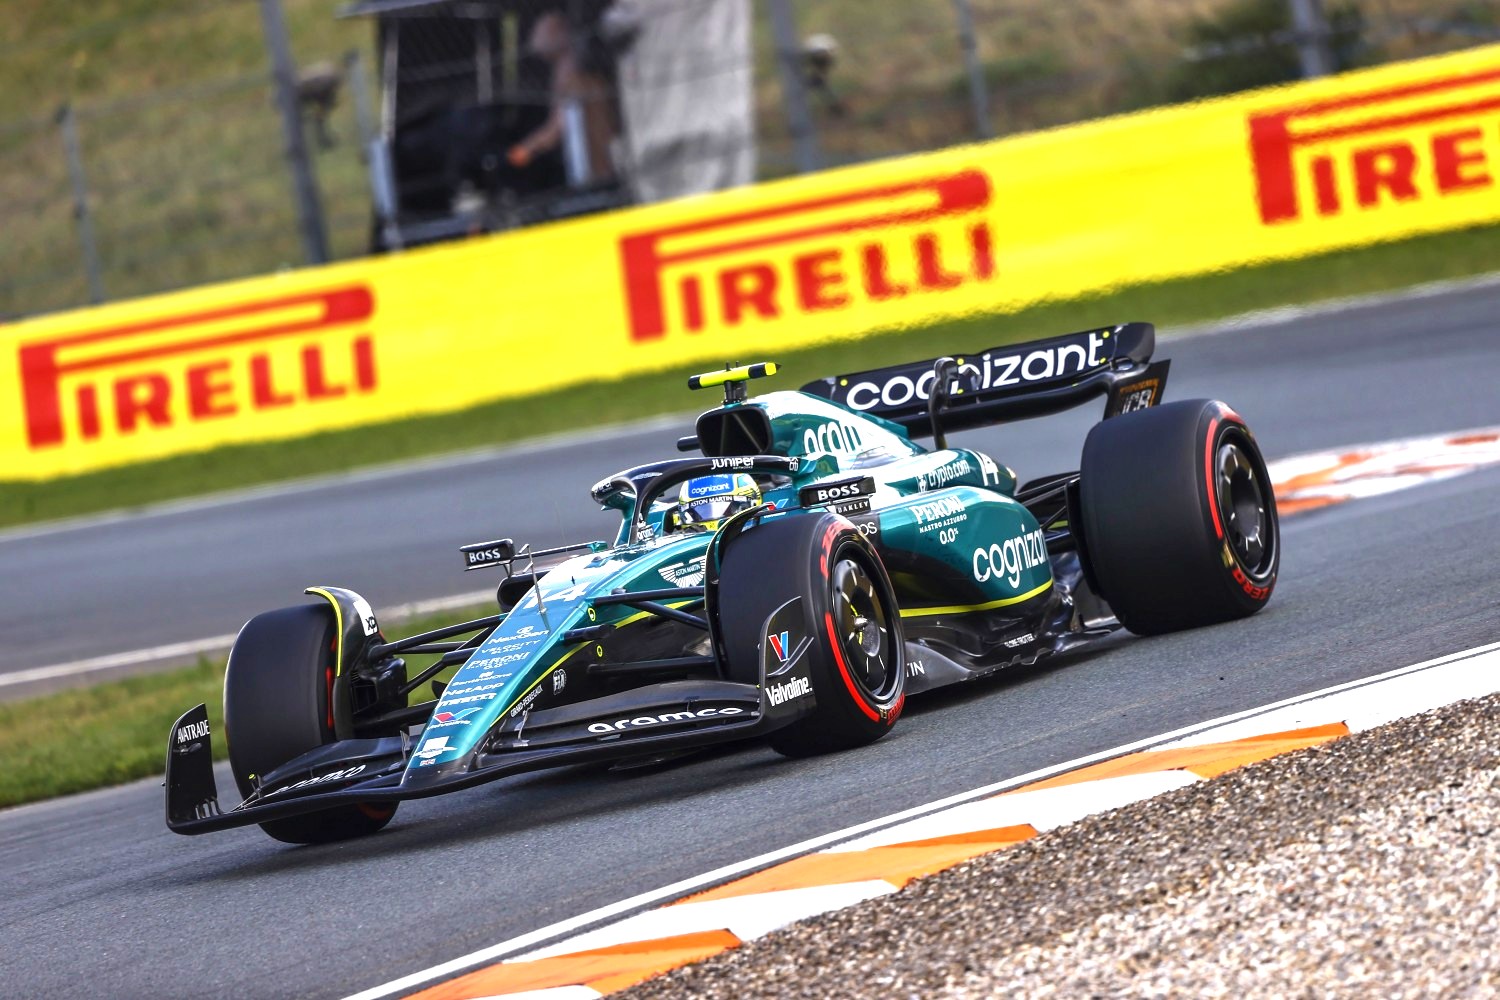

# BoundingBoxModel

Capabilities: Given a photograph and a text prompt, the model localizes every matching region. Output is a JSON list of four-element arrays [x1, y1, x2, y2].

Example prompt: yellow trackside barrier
[[5, 43, 1500, 480]]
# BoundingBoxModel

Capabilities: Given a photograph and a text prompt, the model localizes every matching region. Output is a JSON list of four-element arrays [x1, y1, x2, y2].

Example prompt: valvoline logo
[[430, 708, 480, 727], [768, 631, 791, 662]]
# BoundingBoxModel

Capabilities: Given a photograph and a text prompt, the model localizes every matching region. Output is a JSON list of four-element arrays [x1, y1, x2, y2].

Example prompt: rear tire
[[224, 604, 397, 844], [718, 514, 906, 757], [1078, 399, 1278, 635]]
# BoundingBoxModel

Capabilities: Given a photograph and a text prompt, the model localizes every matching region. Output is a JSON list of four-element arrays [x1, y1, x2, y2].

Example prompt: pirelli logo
[[1250, 66, 1500, 225], [18, 285, 376, 449], [618, 170, 996, 342]]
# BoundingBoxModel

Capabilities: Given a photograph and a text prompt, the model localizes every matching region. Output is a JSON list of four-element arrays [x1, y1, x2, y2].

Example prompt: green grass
[[4, 0, 1479, 315], [0, 605, 489, 809], [5, 220, 1499, 531], [0, 0, 373, 317]]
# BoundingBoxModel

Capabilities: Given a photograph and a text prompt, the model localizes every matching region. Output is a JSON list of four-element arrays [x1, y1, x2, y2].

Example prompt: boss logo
[[460, 538, 515, 571], [799, 477, 874, 508]]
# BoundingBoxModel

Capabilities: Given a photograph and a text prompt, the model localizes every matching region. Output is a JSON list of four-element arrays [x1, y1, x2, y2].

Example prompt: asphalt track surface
[[1, 281, 1498, 998], [2, 279, 1498, 689]]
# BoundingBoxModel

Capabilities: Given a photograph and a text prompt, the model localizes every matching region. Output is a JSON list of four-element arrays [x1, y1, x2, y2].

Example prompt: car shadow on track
[[146, 640, 1135, 885]]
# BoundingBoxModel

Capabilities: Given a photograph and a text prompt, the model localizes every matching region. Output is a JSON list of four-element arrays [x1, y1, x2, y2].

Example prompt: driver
[[665, 474, 761, 533]]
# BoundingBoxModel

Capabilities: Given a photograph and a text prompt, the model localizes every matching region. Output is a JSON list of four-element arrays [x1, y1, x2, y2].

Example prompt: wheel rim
[[1215, 437, 1274, 579], [829, 553, 898, 702]]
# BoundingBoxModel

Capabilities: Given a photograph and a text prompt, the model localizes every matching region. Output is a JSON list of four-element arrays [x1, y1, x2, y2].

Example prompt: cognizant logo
[[972, 528, 1049, 588]]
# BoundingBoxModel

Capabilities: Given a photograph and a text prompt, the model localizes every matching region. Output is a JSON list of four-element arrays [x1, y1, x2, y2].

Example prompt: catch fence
[[2, 0, 1495, 319]]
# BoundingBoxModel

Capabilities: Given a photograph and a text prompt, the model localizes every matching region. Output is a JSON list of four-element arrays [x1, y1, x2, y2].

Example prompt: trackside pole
[[57, 103, 105, 304], [258, 0, 330, 265], [766, 0, 822, 174], [951, 0, 993, 139]]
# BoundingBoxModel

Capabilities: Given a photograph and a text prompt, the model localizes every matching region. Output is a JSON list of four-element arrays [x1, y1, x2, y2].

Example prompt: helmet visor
[[680, 496, 746, 526]]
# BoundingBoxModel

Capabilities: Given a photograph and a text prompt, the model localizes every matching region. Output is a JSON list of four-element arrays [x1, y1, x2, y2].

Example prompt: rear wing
[[800, 322, 1169, 437]]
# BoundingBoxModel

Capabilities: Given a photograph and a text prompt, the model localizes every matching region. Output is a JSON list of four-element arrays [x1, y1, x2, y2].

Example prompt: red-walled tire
[[1078, 399, 1279, 635], [224, 604, 397, 844], [718, 513, 906, 757]]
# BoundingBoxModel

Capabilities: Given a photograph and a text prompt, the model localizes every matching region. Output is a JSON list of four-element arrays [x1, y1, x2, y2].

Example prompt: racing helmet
[[667, 474, 761, 533]]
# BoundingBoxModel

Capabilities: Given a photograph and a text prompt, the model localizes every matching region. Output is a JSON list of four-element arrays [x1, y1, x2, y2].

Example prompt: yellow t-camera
[[688, 362, 779, 403]]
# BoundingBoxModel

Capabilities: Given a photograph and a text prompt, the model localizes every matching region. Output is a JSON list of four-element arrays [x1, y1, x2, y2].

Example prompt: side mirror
[[459, 537, 514, 571], [928, 356, 958, 451]]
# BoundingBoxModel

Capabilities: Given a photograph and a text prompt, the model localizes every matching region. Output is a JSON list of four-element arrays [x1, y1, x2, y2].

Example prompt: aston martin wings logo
[[659, 556, 707, 588]]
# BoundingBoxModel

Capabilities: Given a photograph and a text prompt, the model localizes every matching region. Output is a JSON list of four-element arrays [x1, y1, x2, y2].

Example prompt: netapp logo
[[443, 681, 507, 697], [441, 692, 498, 706], [767, 676, 811, 706]]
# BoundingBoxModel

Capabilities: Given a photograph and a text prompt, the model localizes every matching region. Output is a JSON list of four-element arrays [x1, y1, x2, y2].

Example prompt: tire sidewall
[[807, 532, 906, 731], [224, 603, 339, 800], [223, 602, 395, 843], [716, 513, 905, 755], [1079, 399, 1279, 635], [1201, 410, 1279, 615]]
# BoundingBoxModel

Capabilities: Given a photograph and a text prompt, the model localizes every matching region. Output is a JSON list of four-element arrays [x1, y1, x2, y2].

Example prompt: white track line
[[0, 589, 494, 689], [1164, 269, 1500, 339], [342, 640, 1500, 1000], [0, 414, 689, 546]]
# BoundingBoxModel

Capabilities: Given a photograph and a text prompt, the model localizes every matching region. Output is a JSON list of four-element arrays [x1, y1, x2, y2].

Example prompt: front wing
[[166, 603, 817, 835]]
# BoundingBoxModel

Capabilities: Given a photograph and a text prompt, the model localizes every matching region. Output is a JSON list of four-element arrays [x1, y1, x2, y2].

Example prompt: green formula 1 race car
[[166, 321, 1278, 843]]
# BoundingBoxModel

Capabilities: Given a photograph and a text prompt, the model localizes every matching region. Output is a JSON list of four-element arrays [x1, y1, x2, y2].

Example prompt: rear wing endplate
[[801, 322, 1169, 436]]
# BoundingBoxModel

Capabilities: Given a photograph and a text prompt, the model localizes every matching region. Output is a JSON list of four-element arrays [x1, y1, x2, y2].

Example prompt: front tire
[[1078, 399, 1279, 635], [224, 603, 397, 844], [717, 514, 906, 757]]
